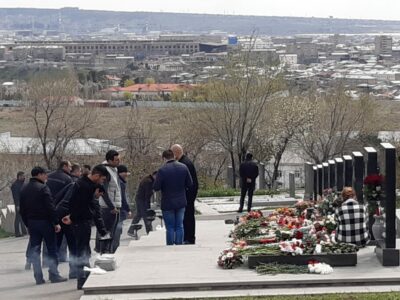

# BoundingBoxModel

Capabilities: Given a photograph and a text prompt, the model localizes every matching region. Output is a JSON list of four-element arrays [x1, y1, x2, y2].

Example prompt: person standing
[[113, 165, 132, 248], [57, 164, 109, 290], [153, 150, 193, 246], [96, 150, 122, 253], [238, 153, 259, 213], [19, 166, 67, 285], [82, 165, 91, 177], [128, 171, 157, 236], [11, 171, 27, 237], [171, 144, 198, 244]]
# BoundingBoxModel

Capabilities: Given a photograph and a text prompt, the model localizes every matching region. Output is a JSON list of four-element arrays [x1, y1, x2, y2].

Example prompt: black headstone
[[335, 158, 344, 192], [328, 160, 336, 189], [317, 164, 323, 197], [343, 155, 353, 187], [352, 151, 364, 204], [364, 147, 378, 175], [322, 162, 329, 190], [313, 166, 318, 201]]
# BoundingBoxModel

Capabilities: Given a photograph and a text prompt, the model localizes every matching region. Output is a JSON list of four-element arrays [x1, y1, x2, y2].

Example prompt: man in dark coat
[[128, 171, 156, 235], [11, 171, 27, 237], [56, 164, 109, 290], [238, 153, 259, 213], [70, 164, 81, 182], [153, 150, 193, 245], [171, 144, 198, 244], [20, 166, 67, 285]]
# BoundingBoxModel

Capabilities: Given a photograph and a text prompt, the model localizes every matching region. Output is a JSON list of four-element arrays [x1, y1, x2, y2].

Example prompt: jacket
[[20, 178, 58, 226], [135, 175, 154, 206], [47, 169, 73, 197], [239, 159, 259, 186], [119, 176, 131, 213], [11, 179, 25, 206], [179, 155, 199, 201], [99, 163, 122, 209], [56, 175, 107, 236], [153, 160, 193, 211]]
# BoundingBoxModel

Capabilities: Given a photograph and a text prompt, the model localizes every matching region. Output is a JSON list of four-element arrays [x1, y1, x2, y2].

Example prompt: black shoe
[[49, 275, 68, 283], [237, 210, 243, 213], [25, 262, 31, 271], [36, 279, 45, 285]]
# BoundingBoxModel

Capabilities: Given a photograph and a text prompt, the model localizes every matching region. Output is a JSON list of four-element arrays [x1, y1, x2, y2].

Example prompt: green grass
[[0, 227, 12, 239], [193, 293, 400, 300], [198, 189, 280, 198]]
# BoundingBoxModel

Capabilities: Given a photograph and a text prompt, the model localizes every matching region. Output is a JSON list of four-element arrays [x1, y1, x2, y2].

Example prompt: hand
[[246, 178, 252, 183], [128, 211, 133, 218], [54, 225, 61, 233], [94, 188, 104, 199], [111, 208, 119, 214], [62, 215, 72, 225]]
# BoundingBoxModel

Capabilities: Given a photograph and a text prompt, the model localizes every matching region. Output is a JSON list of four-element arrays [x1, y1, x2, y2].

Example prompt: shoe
[[49, 275, 68, 283], [77, 277, 87, 290], [36, 279, 45, 285], [237, 210, 243, 213], [25, 262, 31, 271]]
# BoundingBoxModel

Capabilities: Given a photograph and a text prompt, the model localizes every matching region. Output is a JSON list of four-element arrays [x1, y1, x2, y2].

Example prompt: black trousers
[[183, 197, 196, 244], [27, 219, 59, 282], [14, 206, 27, 236], [239, 184, 255, 212], [95, 208, 119, 253], [72, 221, 91, 288], [130, 199, 152, 234], [56, 224, 77, 276]]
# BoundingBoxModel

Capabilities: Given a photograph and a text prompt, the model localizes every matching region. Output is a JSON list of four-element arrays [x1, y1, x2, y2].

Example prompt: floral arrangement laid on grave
[[217, 198, 359, 274], [363, 174, 384, 215]]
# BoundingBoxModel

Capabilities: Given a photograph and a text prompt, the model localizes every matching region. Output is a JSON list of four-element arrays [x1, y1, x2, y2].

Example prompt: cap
[[31, 166, 50, 177], [117, 165, 130, 175]]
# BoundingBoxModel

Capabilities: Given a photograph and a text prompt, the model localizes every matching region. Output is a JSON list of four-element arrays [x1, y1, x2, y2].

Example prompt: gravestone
[[289, 173, 295, 198], [343, 155, 353, 187], [304, 162, 314, 200], [376, 143, 400, 266], [322, 162, 329, 190], [364, 147, 378, 241], [317, 164, 323, 197], [335, 157, 344, 192], [226, 166, 234, 188], [258, 163, 266, 190], [313, 166, 318, 201], [352, 151, 364, 204], [328, 160, 336, 189]]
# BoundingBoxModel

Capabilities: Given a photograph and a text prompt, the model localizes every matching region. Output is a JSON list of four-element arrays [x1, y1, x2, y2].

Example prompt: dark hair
[[83, 164, 91, 170], [31, 166, 48, 177], [91, 164, 109, 178], [71, 164, 81, 173], [162, 150, 174, 160], [117, 165, 129, 174], [17, 171, 25, 178], [245, 153, 253, 160], [58, 160, 70, 170], [106, 150, 119, 162]]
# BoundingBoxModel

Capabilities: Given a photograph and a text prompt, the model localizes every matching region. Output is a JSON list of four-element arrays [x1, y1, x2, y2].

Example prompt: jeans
[[72, 221, 91, 289], [239, 183, 255, 212], [162, 208, 185, 245], [57, 223, 77, 276], [27, 219, 59, 282]]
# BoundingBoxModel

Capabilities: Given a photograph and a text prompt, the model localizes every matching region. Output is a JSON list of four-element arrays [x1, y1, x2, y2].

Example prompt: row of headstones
[[304, 143, 399, 266]]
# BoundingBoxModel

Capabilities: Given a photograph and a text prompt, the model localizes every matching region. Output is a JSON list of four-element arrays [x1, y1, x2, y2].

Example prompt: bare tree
[[25, 71, 97, 169]]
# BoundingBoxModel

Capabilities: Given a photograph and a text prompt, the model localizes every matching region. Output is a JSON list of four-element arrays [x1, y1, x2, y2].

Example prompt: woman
[[335, 187, 369, 246]]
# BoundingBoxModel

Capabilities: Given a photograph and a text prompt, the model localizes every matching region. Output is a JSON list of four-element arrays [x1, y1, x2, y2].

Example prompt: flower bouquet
[[217, 248, 243, 269]]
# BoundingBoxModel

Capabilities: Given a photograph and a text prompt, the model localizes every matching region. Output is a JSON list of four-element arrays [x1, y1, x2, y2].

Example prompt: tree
[[124, 79, 135, 87], [144, 77, 155, 84], [25, 71, 97, 169], [295, 87, 376, 163]]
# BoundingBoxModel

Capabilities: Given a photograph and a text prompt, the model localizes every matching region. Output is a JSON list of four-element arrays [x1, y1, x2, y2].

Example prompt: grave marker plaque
[[343, 155, 353, 187], [335, 158, 344, 192], [352, 151, 364, 204], [328, 160, 336, 189]]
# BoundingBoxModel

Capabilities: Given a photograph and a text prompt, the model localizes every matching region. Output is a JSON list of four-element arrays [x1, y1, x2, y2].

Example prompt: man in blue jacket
[[153, 150, 193, 245]]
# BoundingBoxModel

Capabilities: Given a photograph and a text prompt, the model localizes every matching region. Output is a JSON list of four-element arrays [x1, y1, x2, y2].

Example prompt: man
[[171, 144, 198, 244], [153, 150, 193, 245], [96, 150, 122, 253], [113, 165, 132, 248], [82, 165, 91, 177], [47, 161, 73, 263], [238, 153, 259, 213], [11, 171, 27, 237], [57, 165, 109, 290], [19, 166, 67, 285], [70, 164, 82, 182], [128, 171, 157, 236]]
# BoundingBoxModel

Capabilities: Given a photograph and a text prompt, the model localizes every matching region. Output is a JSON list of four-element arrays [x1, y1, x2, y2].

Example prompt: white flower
[[221, 255, 227, 261], [294, 247, 303, 255], [314, 244, 322, 254], [226, 252, 234, 258]]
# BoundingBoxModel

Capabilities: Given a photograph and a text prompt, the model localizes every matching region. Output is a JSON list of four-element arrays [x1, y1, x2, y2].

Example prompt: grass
[[0, 227, 12, 239], [198, 188, 281, 198], [193, 293, 400, 300]]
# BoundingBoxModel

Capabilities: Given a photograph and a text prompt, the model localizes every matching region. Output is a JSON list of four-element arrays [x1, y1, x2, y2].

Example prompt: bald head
[[171, 144, 184, 160]]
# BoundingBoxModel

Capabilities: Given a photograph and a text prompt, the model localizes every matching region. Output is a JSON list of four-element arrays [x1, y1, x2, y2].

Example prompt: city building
[[375, 35, 393, 56]]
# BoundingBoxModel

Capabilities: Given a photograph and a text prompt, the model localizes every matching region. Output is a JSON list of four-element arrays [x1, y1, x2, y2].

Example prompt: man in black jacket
[[171, 144, 198, 244], [11, 171, 27, 237], [238, 153, 259, 213], [20, 166, 67, 285], [56, 164, 109, 290], [128, 171, 156, 236]]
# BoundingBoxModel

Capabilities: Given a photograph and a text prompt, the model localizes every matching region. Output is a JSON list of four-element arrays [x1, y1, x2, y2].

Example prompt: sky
[[1, 0, 400, 21]]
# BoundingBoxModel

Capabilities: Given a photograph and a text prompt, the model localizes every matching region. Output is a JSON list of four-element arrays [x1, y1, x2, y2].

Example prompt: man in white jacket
[[96, 150, 122, 253]]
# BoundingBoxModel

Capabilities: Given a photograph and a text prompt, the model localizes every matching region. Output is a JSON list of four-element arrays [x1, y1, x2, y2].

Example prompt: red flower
[[294, 231, 304, 239], [364, 174, 384, 186]]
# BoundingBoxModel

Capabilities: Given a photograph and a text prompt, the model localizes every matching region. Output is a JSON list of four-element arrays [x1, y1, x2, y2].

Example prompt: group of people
[[11, 144, 198, 290]]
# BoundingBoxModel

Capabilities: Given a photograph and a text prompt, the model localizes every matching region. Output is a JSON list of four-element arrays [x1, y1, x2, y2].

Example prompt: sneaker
[[49, 275, 68, 283]]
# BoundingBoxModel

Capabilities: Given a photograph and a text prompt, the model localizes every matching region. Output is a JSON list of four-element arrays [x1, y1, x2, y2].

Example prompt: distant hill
[[1, 7, 400, 36]]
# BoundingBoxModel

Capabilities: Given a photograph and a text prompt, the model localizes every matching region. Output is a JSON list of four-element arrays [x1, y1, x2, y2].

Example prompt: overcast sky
[[1, 0, 400, 21]]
